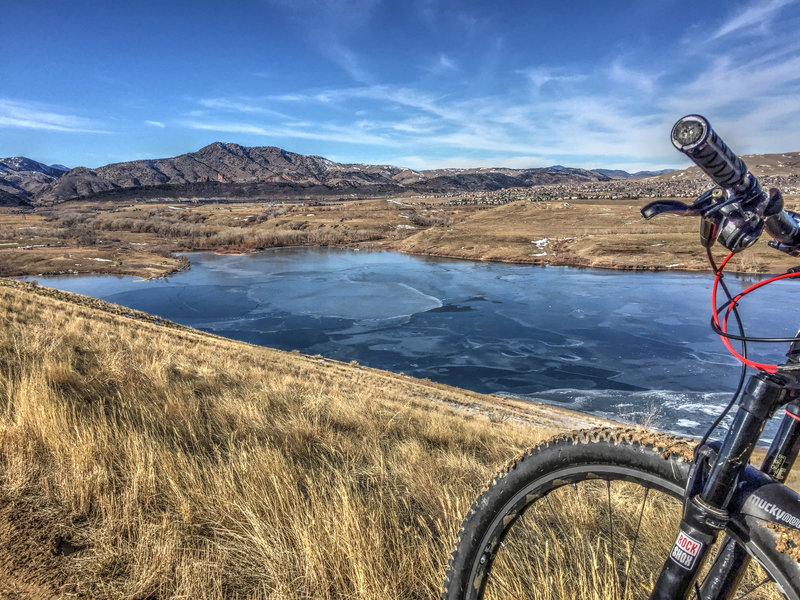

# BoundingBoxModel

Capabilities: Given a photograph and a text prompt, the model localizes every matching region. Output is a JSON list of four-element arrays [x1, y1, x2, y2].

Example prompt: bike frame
[[651, 367, 800, 599], [638, 115, 800, 598]]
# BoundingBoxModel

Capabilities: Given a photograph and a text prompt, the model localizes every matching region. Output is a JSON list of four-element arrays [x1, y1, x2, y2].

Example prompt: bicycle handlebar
[[671, 115, 750, 193], [643, 114, 800, 255]]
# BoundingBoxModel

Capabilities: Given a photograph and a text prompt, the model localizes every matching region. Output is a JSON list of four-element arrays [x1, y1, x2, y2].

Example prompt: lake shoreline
[[14, 240, 735, 280], [6, 196, 800, 280], [22, 247, 784, 441]]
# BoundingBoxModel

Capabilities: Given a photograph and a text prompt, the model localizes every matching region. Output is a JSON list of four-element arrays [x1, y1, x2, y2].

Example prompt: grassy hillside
[[394, 198, 800, 273], [0, 279, 601, 599]]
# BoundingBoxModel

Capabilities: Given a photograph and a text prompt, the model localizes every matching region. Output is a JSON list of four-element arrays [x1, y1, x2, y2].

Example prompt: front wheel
[[442, 427, 792, 600]]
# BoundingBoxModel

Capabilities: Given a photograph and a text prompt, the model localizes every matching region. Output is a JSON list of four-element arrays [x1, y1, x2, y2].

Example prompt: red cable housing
[[712, 252, 800, 373], [785, 409, 800, 422]]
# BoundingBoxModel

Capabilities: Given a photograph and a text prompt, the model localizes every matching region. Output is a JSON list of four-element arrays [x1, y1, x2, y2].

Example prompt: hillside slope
[[31, 143, 610, 205], [0, 158, 68, 205], [0, 279, 600, 599]]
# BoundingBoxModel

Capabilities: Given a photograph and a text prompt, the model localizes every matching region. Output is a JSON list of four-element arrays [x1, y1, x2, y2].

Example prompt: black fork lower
[[650, 374, 791, 599]]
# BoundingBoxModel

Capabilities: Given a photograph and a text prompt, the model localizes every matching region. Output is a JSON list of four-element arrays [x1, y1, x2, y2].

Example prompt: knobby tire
[[442, 427, 798, 600]]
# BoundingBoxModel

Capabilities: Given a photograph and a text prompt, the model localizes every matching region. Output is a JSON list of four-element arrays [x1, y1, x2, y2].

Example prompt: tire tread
[[441, 426, 697, 600]]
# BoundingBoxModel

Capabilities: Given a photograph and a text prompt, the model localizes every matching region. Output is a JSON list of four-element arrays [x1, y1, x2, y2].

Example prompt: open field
[[3, 193, 800, 279], [0, 206, 187, 278], [0, 278, 604, 599], [394, 196, 800, 273], [0, 198, 433, 277]]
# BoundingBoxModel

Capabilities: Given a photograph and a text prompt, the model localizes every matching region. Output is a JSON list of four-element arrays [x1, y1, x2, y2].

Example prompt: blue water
[[26, 247, 800, 440]]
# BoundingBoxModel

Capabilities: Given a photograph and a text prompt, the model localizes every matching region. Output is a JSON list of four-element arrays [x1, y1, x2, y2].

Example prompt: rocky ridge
[[26, 142, 617, 206], [0, 158, 68, 205], [14, 144, 799, 208]]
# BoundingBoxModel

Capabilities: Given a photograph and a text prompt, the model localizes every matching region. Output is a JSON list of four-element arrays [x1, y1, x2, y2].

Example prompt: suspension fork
[[650, 373, 790, 600], [698, 396, 800, 599]]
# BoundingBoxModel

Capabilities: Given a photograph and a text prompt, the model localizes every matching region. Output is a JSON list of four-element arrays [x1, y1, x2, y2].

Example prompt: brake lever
[[642, 188, 728, 248], [641, 188, 726, 220], [641, 200, 700, 219]]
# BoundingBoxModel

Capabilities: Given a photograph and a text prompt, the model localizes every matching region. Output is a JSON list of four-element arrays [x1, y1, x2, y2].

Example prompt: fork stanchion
[[699, 399, 800, 597]]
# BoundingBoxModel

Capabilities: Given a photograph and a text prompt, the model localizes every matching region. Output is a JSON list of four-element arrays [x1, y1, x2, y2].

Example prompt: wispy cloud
[[414, 0, 439, 30], [145, 120, 166, 128], [264, 0, 379, 83], [518, 67, 587, 94], [430, 53, 458, 74], [198, 97, 292, 119], [414, 0, 481, 37], [181, 119, 400, 147], [0, 98, 108, 133], [327, 41, 373, 84], [182, 121, 273, 136], [711, 0, 795, 39], [179, 1, 800, 170], [187, 77, 692, 167], [608, 60, 658, 96]]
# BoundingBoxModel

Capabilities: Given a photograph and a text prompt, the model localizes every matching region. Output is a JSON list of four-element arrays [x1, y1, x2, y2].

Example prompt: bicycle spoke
[[734, 576, 773, 599], [445, 431, 794, 600], [607, 480, 619, 600], [520, 510, 552, 593], [572, 482, 593, 590], [622, 485, 650, 600], [544, 492, 579, 561]]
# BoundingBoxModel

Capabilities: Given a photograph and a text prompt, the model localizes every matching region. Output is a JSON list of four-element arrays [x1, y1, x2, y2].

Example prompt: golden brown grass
[[0, 206, 186, 278], [0, 198, 439, 278], [0, 279, 606, 599], [394, 196, 800, 274], [5, 194, 800, 279], [1, 280, 794, 598]]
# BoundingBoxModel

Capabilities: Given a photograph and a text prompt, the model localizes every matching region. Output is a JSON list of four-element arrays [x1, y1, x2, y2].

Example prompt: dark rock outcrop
[[30, 143, 613, 205], [0, 158, 68, 205]]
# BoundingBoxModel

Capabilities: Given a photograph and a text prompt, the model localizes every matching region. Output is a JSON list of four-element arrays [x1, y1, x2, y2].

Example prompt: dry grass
[[0, 198, 444, 278], [5, 194, 800, 279], [0, 206, 186, 278], [0, 279, 603, 599], [394, 197, 800, 273], [480, 478, 782, 600], [1, 279, 794, 598]]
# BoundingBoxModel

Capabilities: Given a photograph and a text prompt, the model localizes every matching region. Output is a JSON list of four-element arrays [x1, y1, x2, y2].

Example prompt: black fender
[[734, 466, 800, 531], [726, 464, 800, 597]]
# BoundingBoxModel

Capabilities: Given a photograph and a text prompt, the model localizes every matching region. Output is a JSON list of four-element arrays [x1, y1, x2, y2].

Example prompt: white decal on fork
[[670, 530, 703, 571]]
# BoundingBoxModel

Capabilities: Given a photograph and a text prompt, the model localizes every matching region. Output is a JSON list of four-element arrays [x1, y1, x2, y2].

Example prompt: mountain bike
[[442, 115, 800, 599]]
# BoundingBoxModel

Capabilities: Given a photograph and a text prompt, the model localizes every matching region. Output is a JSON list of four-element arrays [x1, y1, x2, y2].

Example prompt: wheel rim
[[471, 468, 785, 600]]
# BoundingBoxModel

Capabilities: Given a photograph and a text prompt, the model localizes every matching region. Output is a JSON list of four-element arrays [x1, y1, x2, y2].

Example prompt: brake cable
[[712, 253, 800, 372], [699, 250, 800, 445], [698, 249, 749, 447]]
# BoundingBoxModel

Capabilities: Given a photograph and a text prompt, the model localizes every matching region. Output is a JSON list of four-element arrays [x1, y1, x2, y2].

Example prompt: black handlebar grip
[[671, 115, 749, 191]]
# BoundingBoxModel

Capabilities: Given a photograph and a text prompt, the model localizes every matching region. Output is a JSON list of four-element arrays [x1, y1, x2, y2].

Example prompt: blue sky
[[1, 0, 799, 171]]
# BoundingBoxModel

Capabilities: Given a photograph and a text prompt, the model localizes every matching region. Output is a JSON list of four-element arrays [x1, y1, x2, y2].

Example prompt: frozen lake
[[28, 247, 800, 440]]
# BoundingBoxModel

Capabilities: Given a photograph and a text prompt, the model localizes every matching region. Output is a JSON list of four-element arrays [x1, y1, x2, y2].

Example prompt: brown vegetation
[[395, 196, 800, 273], [4, 192, 800, 280], [0, 199, 431, 278], [0, 279, 606, 599]]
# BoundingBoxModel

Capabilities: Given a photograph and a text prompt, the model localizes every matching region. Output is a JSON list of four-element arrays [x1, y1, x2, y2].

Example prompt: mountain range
[[0, 158, 69, 205], [0, 143, 664, 207], [6, 144, 800, 208], [594, 168, 675, 179]]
